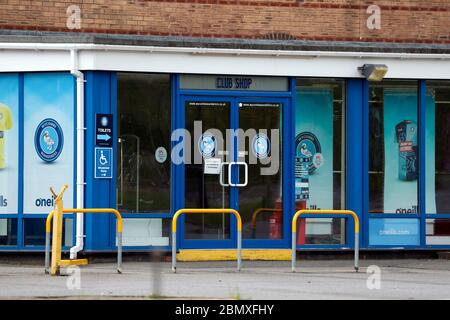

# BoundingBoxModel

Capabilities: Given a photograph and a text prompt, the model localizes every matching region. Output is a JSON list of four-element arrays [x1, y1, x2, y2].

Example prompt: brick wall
[[0, 0, 448, 44]]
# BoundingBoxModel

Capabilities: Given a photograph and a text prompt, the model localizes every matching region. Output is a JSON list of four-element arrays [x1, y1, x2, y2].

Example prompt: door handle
[[219, 162, 230, 187], [228, 162, 248, 187]]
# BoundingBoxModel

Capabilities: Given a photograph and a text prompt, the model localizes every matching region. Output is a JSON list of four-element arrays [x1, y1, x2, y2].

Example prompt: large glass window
[[295, 79, 346, 245], [0, 218, 17, 246], [426, 80, 450, 244], [117, 73, 171, 214], [369, 80, 419, 214], [23, 218, 72, 247]]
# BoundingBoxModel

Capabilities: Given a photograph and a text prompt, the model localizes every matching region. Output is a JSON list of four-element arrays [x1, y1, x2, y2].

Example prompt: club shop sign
[[180, 75, 288, 91]]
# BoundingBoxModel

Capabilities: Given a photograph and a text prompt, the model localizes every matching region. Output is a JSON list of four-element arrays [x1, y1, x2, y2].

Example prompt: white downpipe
[[70, 49, 85, 259]]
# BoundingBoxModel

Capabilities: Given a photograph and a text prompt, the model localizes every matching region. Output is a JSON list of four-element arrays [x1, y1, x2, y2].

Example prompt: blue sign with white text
[[95, 147, 112, 179], [96, 114, 113, 147], [369, 218, 420, 246]]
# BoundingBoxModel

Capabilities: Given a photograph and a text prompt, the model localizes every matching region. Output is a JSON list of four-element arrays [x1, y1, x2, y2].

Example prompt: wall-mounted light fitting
[[358, 64, 388, 81]]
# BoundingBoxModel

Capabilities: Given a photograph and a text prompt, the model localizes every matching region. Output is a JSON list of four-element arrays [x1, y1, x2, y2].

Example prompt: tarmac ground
[[0, 259, 449, 300]]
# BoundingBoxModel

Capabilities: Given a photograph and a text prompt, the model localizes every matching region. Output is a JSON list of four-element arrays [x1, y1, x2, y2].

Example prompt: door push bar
[[219, 161, 248, 187], [291, 209, 360, 273], [171, 208, 243, 273]]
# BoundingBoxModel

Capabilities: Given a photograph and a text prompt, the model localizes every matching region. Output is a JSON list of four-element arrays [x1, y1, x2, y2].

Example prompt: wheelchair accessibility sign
[[95, 147, 113, 179]]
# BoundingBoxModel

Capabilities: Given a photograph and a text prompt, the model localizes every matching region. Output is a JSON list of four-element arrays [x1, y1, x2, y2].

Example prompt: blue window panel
[[369, 218, 420, 246]]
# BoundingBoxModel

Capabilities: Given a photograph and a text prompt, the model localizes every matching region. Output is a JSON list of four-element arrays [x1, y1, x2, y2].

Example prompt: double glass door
[[181, 95, 286, 248]]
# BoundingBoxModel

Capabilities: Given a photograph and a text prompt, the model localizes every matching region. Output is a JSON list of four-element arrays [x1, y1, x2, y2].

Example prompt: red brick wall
[[0, 0, 449, 44]]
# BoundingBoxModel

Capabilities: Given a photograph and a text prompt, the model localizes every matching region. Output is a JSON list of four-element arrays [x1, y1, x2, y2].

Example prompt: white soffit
[[0, 43, 449, 79]]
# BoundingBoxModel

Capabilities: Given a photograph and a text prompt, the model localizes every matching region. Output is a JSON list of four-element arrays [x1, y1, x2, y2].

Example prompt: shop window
[[121, 218, 170, 246], [117, 73, 171, 214], [23, 218, 73, 247], [0, 218, 18, 246], [295, 79, 346, 245], [369, 80, 419, 214], [426, 80, 450, 245]]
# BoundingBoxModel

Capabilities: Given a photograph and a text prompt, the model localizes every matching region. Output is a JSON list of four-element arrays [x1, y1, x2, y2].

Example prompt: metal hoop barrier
[[45, 185, 123, 275], [171, 208, 243, 273], [251, 208, 280, 238], [291, 210, 360, 273]]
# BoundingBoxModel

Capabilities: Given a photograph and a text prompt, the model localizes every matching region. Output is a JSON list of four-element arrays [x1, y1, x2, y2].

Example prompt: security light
[[358, 64, 388, 81]]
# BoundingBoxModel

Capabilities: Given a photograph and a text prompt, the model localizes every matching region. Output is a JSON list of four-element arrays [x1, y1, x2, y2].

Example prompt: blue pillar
[[84, 71, 117, 251], [346, 79, 367, 248]]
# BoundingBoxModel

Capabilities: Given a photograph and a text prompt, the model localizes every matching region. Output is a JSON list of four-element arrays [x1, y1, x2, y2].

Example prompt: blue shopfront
[[1, 71, 450, 252]]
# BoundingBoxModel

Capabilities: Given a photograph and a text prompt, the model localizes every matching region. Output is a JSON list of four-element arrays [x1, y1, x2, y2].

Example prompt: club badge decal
[[252, 133, 270, 159], [295, 132, 323, 174], [198, 133, 216, 158], [34, 118, 64, 163]]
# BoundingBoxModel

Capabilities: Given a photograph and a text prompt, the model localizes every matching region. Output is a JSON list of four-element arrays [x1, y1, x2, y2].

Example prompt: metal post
[[44, 231, 51, 274], [354, 232, 359, 272], [50, 194, 64, 276], [117, 231, 123, 274], [172, 231, 177, 273], [237, 230, 242, 272], [291, 232, 296, 272]]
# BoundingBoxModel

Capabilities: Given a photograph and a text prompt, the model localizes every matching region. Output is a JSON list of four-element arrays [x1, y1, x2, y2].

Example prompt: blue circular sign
[[34, 118, 64, 163], [252, 133, 270, 159], [295, 132, 322, 174], [198, 133, 216, 158]]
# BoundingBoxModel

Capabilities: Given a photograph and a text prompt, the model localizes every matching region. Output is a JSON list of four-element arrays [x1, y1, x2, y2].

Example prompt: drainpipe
[[70, 49, 85, 259]]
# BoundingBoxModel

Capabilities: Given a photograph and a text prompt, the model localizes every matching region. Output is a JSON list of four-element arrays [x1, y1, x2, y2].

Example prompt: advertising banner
[[295, 88, 334, 210], [295, 88, 334, 234], [23, 73, 74, 213], [0, 74, 19, 214], [369, 218, 420, 246], [383, 89, 418, 213], [425, 94, 437, 213], [383, 90, 436, 213]]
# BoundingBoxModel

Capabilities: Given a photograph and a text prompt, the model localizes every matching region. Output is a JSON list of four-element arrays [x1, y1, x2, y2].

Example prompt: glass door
[[180, 95, 288, 248], [181, 96, 236, 248], [236, 99, 285, 244]]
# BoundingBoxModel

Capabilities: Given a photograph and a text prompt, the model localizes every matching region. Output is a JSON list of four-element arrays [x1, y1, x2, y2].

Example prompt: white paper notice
[[204, 158, 221, 175]]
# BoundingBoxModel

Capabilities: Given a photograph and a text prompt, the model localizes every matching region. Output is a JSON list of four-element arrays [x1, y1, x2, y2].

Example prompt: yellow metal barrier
[[251, 208, 280, 237], [45, 185, 123, 275], [291, 210, 360, 272], [171, 208, 243, 273]]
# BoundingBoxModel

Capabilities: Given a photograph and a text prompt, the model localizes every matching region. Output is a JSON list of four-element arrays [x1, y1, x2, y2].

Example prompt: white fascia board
[[0, 43, 449, 79], [0, 49, 71, 72], [85, 50, 450, 79]]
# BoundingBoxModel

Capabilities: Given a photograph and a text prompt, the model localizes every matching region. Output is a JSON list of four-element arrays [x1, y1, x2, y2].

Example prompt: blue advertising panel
[[383, 90, 436, 213], [425, 94, 436, 213], [95, 147, 112, 179], [383, 90, 418, 213], [295, 88, 333, 210], [369, 218, 420, 246], [0, 74, 19, 214], [23, 73, 74, 213]]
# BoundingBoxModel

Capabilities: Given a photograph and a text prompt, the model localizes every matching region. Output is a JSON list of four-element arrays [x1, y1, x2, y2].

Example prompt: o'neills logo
[[34, 118, 64, 163]]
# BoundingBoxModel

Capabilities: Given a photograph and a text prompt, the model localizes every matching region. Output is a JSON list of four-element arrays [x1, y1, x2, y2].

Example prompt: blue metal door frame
[[177, 94, 237, 249], [175, 77, 294, 250], [236, 96, 292, 249]]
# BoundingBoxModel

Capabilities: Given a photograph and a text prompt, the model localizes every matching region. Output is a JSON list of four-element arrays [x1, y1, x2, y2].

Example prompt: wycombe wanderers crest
[[295, 131, 323, 174], [198, 133, 216, 158], [34, 118, 64, 163]]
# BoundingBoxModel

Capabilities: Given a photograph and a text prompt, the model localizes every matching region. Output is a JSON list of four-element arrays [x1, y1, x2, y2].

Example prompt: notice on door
[[204, 158, 221, 175]]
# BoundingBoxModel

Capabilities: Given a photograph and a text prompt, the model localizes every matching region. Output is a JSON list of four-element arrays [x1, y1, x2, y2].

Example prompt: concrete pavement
[[0, 259, 449, 299]]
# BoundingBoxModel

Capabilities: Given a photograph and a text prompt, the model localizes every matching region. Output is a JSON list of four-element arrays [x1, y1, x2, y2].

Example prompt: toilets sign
[[95, 147, 113, 179], [96, 114, 113, 147]]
